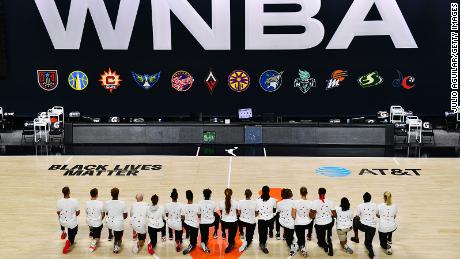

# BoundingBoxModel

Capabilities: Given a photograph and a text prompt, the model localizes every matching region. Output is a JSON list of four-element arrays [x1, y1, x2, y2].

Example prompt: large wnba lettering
[[34, 0, 417, 50]]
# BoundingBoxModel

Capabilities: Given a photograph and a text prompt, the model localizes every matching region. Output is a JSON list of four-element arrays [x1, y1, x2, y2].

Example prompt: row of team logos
[[36, 69, 416, 93]]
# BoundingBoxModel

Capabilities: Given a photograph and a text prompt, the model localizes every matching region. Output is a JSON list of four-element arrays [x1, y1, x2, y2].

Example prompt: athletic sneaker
[[289, 244, 297, 257], [175, 240, 181, 252], [343, 245, 353, 254], [60, 231, 67, 240], [169, 236, 173, 241], [62, 240, 71, 254], [385, 248, 393, 255], [369, 251, 375, 259], [148, 243, 155, 255], [108, 233, 114, 241], [351, 237, 360, 243], [300, 246, 308, 257], [213, 232, 218, 239], [260, 244, 269, 254], [113, 244, 120, 254], [183, 244, 194, 255], [276, 232, 281, 240], [161, 236, 167, 242], [201, 242, 210, 253], [132, 242, 140, 253], [89, 240, 97, 252], [239, 241, 248, 253], [225, 243, 234, 253]]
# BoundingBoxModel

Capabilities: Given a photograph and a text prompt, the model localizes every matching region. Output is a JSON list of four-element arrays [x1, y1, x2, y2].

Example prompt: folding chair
[[21, 121, 36, 144], [49, 122, 64, 143], [421, 122, 435, 144], [406, 116, 422, 144], [390, 106, 405, 123], [394, 123, 408, 144]]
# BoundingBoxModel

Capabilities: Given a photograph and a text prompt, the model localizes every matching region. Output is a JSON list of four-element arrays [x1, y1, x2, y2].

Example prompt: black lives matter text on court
[[48, 164, 163, 177], [359, 169, 422, 176]]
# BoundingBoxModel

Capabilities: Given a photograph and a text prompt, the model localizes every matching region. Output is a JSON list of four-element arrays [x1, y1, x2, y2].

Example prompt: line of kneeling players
[[56, 185, 397, 258]]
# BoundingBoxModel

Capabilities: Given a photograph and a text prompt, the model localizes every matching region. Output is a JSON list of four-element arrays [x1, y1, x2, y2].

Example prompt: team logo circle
[[171, 70, 194, 92], [68, 71, 89, 91], [228, 70, 250, 92], [315, 166, 351, 178], [259, 70, 283, 92]]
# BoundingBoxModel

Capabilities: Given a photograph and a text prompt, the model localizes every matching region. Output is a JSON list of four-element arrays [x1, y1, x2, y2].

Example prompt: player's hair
[[340, 197, 350, 211], [318, 188, 326, 202], [151, 194, 159, 206], [384, 191, 392, 206], [62, 186, 70, 196], [281, 188, 293, 199], [203, 188, 212, 200], [224, 188, 233, 214], [300, 186, 308, 197], [186, 190, 193, 201], [170, 188, 178, 201], [261, 186, 270, 201], [244, 189, 252, 199], [90, 188, 98, 198], [363, 192, 372, 203], [111, 187, 119, 200]]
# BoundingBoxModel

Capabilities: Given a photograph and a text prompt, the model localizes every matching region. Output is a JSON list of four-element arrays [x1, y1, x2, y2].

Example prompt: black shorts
[[89, 225, 103, 239], [137, 233, 147, 241]]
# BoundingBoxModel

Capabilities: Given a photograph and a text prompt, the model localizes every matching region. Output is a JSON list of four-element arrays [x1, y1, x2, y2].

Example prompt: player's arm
[[292, 207, 296, 220]]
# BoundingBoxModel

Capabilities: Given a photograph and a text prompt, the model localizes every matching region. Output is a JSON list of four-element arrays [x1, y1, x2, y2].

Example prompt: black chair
[[49, 122, 64, 143], [394, 123, 408, 144], [421, 122, 435, 144], [21, 121, 36, 144]]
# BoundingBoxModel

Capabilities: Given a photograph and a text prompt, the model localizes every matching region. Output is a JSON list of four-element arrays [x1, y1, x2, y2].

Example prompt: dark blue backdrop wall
[[0, 0, 452, 117]]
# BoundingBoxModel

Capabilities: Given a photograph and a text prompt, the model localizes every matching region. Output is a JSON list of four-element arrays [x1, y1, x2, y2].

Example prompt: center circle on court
[[315, 166, 351, 177]]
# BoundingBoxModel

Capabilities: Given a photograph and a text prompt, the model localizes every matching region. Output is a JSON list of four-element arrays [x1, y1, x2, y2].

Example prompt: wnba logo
[[315, 166, 351, 177]]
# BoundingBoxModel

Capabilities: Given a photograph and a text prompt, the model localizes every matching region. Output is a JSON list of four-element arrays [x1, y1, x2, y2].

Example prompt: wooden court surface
[[0, 156, 459, 258]]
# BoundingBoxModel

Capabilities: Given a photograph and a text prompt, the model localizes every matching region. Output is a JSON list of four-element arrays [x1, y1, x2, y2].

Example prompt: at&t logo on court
[[315, 166, 351, 177]]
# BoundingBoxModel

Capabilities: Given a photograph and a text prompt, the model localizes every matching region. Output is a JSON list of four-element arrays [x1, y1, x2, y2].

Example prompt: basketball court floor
[[0, 155, 458, 258]]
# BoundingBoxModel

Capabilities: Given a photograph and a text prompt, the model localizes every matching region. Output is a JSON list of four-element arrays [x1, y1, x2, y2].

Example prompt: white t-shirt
[[256, 197, 277, 221], [377, 203, 398, 233], [336, 206, 353, 230], [357, 202, 378, 228], [219, 199, 238, 223], [293, 199, 313, 226], [277, 199, 295, 230], [198, 200, 216, 225], [85, 200, 104, 227], [104, 200, 128, 232], [182, 203, 200, 228], [165, 202, 183, 231], [130, 201, 149, 234], [147, 205, 166, 229], [57, 198, 80, 229], [238, 199, 257, 224], [312, 199, 335, 225]]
